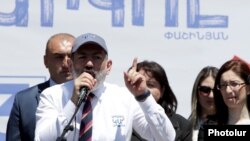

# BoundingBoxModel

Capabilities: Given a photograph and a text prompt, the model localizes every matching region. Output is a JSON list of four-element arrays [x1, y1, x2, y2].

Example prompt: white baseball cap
[[72, 33, 108, 54]]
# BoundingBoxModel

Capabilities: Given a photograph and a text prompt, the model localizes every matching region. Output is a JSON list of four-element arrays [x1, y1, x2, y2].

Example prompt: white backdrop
[[1, 0, 250, 140]]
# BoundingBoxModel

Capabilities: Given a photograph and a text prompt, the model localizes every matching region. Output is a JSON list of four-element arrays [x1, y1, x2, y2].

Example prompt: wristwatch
[[135, 90, 151, 102]]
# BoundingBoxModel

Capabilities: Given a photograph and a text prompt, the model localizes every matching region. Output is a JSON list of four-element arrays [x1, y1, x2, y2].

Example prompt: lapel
[[36, 80, 50, 103]]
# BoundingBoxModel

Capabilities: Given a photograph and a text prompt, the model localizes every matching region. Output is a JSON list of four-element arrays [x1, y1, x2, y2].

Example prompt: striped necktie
[[79, 93, 94, 141]]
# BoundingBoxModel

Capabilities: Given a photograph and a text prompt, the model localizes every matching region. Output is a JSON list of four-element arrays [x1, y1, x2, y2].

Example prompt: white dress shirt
[[35, 80, 175, 141]]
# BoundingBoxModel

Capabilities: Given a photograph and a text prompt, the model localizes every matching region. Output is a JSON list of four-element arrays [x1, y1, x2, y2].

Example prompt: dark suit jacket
[[169, 114, 192, 141], [197, 115, 218, 141], [6, 81, 50, 141]]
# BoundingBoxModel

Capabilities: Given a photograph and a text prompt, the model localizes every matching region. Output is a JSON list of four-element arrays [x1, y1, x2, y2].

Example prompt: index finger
[[131, 57, 138, 70]]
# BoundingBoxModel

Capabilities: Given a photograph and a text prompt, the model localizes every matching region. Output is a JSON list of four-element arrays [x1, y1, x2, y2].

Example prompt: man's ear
[[44, 55, 48, 68], [106, 60, 112, 75]]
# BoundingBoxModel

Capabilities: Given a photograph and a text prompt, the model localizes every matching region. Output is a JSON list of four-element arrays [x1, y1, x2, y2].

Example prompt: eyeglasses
[[198, 86, 214, 94], [217, 81, 245, 91]]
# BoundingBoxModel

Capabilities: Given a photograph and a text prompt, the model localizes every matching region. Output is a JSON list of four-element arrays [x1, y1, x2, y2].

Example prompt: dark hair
[[214, 59, 250, 125], [189, 66, 218, 129], [136, 61, 177, 116]]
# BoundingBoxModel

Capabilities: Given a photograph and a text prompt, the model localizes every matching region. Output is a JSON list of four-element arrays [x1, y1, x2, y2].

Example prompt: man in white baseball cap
[[35, 33, 175, 141]]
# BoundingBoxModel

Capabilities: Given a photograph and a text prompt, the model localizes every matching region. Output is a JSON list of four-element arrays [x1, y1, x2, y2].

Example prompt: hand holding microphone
[[71, 70, 96, 106], [58, 70, 96, 141]]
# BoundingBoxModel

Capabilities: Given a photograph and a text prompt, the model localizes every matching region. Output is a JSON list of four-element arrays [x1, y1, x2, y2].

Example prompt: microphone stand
[[56, 93, 89, 141]]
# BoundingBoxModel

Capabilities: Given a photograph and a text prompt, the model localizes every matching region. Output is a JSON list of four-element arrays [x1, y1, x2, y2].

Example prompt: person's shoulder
[[41, 80, 73, 96], [170, 113, 191, 127], [104, 82, 123, 87], [104, 82, 133, 97], [16, 84, 38, 94], [170, 113, 193, 141], [104, 82, 129, 92], [15, 81, 48, 97], [38, 80, 73, 104], [171, 113, 189, 121]]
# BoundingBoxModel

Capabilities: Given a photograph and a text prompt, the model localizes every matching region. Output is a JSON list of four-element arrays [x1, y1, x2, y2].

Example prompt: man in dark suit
[[6, 33, 75, 141]]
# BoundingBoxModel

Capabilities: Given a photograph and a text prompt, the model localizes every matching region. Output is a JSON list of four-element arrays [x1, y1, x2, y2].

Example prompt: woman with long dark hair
[[131, 60, 192, 141]]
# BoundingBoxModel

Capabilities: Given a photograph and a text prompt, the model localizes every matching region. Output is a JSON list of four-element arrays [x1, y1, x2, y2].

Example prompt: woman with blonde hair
[[188, 66, 219, 141]]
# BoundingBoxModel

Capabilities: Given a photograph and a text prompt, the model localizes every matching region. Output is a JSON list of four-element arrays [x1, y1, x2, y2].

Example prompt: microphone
[[77, 70, 95, 106], [77, 86, 89, 106]]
